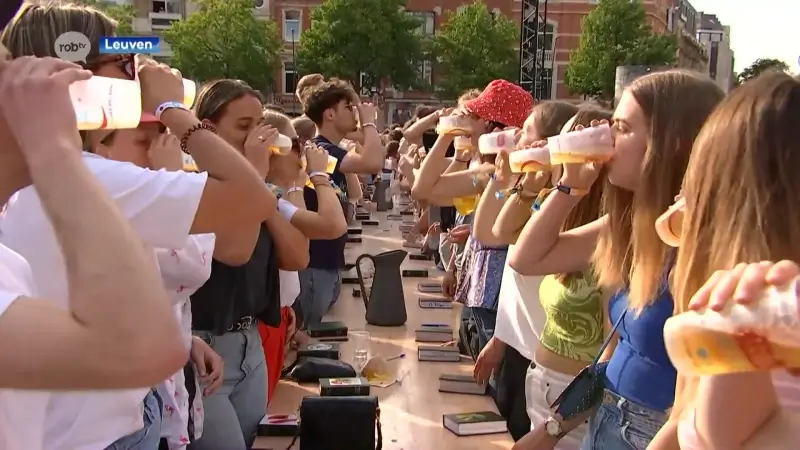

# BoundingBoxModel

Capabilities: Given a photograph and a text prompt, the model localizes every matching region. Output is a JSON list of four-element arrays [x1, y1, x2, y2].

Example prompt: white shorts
[[525, 361, 588, 450]]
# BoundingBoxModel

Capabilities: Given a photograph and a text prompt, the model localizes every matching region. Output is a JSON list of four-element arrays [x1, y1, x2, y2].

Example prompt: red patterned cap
[[464, 80, 534, 129]]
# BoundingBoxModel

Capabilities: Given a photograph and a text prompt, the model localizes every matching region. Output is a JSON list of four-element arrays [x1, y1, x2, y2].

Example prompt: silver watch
[[544, 417, 565, 437]]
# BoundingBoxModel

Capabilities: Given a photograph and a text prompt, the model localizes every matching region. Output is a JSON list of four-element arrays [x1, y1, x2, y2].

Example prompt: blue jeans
[[580, 390, 668, 450], [296, 267, 342, 327], [189, 326, 267, 450], [471, 306, 497, 351], [105, 390, 163, 450]]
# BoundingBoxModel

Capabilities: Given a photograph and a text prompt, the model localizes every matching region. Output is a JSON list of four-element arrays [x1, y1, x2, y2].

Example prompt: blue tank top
[[604, 287, 676, 411]]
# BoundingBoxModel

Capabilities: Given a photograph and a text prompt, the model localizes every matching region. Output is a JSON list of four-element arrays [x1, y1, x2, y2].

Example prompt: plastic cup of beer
[[508, 147, 551, 173], [655, 197, 685, 247], [436, 115, 471, 136], [326, 155, 338, 174], [269, 134, 294, 155], [478, 128, 517, 155], [454, 136, 473, 153], [548, 123, 614, 164]]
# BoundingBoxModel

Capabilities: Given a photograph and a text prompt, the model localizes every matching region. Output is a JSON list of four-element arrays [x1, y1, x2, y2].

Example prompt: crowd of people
[[0, 1, 799, 450]]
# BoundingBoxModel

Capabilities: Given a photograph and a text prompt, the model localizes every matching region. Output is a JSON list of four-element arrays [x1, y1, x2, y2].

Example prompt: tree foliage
[[737, 58, 790, 84], [163, 0, 281, 90], [78, 0, 135, 35], [431, 1, 518, 100], [296, 0, 424, 92], [565, 0, 676, 100]]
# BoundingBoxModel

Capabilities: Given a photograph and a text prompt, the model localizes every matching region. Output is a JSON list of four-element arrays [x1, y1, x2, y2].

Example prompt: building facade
[[697, 13, 735, 92], [665, 0, 708, 72]]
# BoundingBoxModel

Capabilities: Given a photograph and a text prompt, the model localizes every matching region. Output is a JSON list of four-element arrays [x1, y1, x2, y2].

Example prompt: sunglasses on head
[[84, 53, 136, 79]]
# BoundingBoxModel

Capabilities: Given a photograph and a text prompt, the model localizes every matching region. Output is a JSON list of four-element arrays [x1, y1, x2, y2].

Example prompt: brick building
[[126, 0, 713, 114]]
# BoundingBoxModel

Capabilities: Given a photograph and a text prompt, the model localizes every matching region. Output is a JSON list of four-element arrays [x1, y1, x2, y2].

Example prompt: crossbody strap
[[590, 310, 627, 369]]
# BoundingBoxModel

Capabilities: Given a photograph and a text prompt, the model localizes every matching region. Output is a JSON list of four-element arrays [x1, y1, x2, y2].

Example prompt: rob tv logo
[[99, 36, 161, 54]]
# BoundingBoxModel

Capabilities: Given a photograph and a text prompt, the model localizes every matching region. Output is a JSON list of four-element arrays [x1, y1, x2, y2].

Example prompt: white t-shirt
[[0, 153, 207, 450], [0, 243, 48, 450], [494, 245, 547, 361], [279, 270, 300, 307]]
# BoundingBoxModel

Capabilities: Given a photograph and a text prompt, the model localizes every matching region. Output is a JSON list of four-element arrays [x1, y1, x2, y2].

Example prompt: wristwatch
[[544, 417, 566, 438]]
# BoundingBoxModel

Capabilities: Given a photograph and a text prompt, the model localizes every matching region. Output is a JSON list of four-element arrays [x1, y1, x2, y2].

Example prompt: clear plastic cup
[[655, 197, 685, 247], [436, 115, 471, 136], [71, 76, 142, 130], [508, 147, 551, 173], [182, 78, 197, 108], [351, 330, 371, 370], [454, 136, 473, 153], [548, 123, 614, 164], [478, 129, 517, 154], [326, 155, 338, 174], [269, 134, 294, 155]]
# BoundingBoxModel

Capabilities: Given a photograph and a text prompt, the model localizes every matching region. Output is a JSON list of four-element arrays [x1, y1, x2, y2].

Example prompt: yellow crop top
[[538, 273, 604, 362]]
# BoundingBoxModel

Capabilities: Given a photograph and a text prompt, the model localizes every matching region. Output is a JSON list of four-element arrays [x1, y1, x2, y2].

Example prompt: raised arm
[[0, 57, 185, 389], [137, 58, 277, 234], [340, 103, 384, 174]]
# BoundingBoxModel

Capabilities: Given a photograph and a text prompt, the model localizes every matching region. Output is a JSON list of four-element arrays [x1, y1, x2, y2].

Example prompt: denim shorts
[[580, 390, 668, 450], [104, 389, 163, 450]]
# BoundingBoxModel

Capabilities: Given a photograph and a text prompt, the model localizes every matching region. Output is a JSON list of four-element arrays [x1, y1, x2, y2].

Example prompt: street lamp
[[291, 28, 297, 115]]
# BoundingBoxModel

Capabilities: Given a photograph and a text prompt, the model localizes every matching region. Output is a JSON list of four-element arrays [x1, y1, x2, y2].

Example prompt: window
[[537, 23, 555, 51], [254, 0, 265, 9], [418, 60, 432, 86], [408, 11, 435, 35], [283, 10, 301, 42], [283, 61, 296, 94], [537, 68, 553, 100], [152, 0, 181, 14]]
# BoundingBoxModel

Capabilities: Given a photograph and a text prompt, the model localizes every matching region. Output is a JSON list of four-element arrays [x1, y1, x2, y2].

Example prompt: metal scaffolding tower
[[518, 0, 551, 100]]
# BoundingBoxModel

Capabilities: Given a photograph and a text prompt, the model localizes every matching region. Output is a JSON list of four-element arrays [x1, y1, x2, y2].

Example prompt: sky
[[688, 0, 799, 73]]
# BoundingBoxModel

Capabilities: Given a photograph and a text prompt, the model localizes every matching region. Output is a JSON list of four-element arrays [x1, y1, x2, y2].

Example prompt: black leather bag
[[287, 396, 382, 450], [284, 357, 357, 383], [549, 311, 626, 420]]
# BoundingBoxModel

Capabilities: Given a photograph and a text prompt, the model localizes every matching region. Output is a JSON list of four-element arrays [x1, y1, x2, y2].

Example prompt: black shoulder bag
[[549, 310, 627, 420], [286, 396, 382, 450]]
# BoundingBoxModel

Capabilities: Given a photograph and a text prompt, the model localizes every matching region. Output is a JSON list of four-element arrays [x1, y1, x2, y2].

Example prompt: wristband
[[286, 186, 303, 195], [308, 171, 329, 180], [155, 101, 188, 120], [362, 122, 378, 130], [277, 198, 299, 221]]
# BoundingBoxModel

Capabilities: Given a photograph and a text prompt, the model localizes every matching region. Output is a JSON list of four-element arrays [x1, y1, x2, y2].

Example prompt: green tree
[[431, 1, 518, 100], [163, 0, 281, 90], [77, 0, 135, 35], [296, 0, 424, 92], [737, 58, 790, 84], [565, 0, 676, 100]]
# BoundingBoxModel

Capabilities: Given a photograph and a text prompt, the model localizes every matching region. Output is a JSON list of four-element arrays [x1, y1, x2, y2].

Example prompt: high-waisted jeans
[[580, 390, 668, 450]]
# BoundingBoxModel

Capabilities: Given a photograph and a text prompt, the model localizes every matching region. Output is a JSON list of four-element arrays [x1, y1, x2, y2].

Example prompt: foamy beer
[[664, 277, 800, 375], [436, 115, 471, 136], [509, 147, 551, 173], [655, 197, 685, 247], [325, 155, 338, 174], [478, 129, 516, 155], [183, 153, 198, 172], [548, 123, 614, 164], [269, 134, 294, 155], [453, 136, 473, 153]]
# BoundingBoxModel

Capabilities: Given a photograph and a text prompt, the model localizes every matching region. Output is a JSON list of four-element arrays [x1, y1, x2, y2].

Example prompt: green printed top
[[538, 273, 604, 362]]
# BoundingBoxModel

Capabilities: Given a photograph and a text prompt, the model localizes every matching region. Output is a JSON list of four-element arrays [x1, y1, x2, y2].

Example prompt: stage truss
[[519, 0, 553, 100]]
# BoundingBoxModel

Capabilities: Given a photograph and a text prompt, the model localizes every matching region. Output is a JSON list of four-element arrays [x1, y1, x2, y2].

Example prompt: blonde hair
[[261, 109, 294, 136], [1, 2, 116, 62], [457, 88, 481, 106], [673, 72, 800, 313], [291, 115, 316, 143], [593, 70, 724, 311], [296, 73, 324, 107]]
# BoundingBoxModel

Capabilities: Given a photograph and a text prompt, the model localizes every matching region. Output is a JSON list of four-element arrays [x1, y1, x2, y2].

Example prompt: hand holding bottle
[[493, 150, 515, 187], [136, 56, 184, 114], [689, 261, 800, 312], [244, 125, 278, 178], [0, 56, 91, 160], [305, 144, 330, 174]]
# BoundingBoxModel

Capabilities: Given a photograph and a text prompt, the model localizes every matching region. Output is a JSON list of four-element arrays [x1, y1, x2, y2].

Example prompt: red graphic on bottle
[[497, 134, 506, 147], [732, 328, 783, 370]]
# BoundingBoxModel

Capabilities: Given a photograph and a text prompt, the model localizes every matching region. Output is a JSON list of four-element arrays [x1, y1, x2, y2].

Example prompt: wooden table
[[255, 211, 513, 450]]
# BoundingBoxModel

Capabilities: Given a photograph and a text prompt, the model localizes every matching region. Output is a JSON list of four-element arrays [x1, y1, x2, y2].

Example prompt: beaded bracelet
[[180, 123, 217, 153]]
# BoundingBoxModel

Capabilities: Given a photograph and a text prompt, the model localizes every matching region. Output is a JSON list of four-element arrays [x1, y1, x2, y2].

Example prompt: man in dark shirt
[[296, 79, 385, 327]]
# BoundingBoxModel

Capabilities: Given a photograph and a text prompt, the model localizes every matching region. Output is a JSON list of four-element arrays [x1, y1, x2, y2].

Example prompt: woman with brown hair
[[507, 70, 724, 449], [661, 72, 800, 450], [476, 106, 611, 449]]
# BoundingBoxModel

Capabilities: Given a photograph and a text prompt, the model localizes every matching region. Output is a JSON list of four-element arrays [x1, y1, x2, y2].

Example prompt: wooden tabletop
[[255, 211, 513, 450]]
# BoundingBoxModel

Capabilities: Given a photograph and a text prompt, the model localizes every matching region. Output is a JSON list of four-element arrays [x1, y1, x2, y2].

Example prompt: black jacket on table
[[190, 223, 282, 334]]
